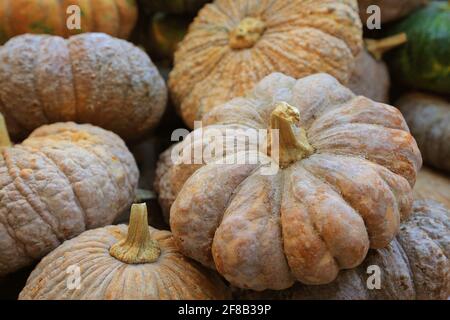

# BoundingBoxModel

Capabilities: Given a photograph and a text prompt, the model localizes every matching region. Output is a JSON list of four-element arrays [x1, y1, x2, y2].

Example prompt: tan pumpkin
[[0, 114, 139, 276], [236, 200, 450, 300], [0, 33, 167, 140], [165, 72, 422, 290], [169, 0, 363, 128], [414, 167, 450, 212], [358, 0, 428, 24], [0, 0, 138, 44], [19, 203, 231, 300], [397, 92, 450, 173]]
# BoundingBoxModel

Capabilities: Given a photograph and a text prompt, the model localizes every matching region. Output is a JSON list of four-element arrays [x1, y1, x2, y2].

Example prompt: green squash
[[140, 0, 211, 15], [386, 1, 450, 94]]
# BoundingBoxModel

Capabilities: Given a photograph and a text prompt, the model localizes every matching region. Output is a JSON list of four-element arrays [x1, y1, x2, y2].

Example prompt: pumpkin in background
[[0, 116, 139, 276], [348, 49, 390, 103], [140, 0, 211, 15], [397, 92, 450, 173], [167, 72, 422, 290], [414, 167, 450, 211], [358, 0, 428, 24], [236, 200, 450, 300], [169, 0, 363, 128], [0, 33, 167, 140], [386, 1, 450, 94], [0, 0, 138, 44], [19, 203, 231, 300]]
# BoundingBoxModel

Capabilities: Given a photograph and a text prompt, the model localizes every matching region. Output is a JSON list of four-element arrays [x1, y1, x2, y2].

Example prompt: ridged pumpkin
[[236, 200, 450, 300], [19, 203, 231, 300], [0, 33, 167, 140], [386, 1, 450, 94], [414, 167, 450, 211], [169, 0, 363, 128], [0, 116, 139, 276], [397, 92, 450, 173], [166, 72, 422, 290], [0, 0, 138, 44], [358, 0, 428, 24]]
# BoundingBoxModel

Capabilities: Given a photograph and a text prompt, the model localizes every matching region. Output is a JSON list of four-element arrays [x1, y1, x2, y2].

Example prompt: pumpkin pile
[[0, 0, 449, 301]]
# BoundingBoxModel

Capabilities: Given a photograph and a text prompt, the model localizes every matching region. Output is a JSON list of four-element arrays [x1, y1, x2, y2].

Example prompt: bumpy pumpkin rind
[[0, 122, 139, 276], [0, 33, 167, 140], [18, 225, 231, 300], [397, 92, 450, 173], [235, 200, 450, 300], [168, 72, 422, 290], [169, 0, 363, 128], [0, 0, 138, 44], [414, 167, 450, 212]]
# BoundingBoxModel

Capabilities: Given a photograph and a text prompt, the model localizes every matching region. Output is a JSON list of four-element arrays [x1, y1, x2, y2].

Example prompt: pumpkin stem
[[0, 113, 12, 148], [229, 17, 266, 49], [365, 33, 407, 60], [268, 102, 314, 168], [109, 203, 161, 264]]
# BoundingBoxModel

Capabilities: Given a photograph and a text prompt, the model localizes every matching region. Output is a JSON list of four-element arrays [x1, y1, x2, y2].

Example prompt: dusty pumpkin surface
[[0, 121, 139, 277], [397, 92, 450, 174], [358, 0, 428, 24], [163, 72, 422, 291], [19, 204, 231, 300], [235, 200, 450, 300], [169, 0, 363, 128], [0, 0, 138, 43], [0, 33, 167, 140], [414, 167, 450, 212]]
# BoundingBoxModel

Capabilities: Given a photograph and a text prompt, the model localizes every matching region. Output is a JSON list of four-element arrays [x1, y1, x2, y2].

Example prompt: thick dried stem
[[0, 113, 12, 148], [110, 203, 161, 264], [365, 33, 407, 60], [269, 102, 314, 168], [229, 17, 266, 49]]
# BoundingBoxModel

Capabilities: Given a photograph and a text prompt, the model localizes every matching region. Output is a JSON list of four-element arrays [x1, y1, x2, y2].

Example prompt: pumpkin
[[167, 72, 422, 291], [386, 1, 450, 95], [19, 203, 231, 300], [414, 167, 450, 212], [0, 115, 139, 277], [0, 33, 167, 140], [169, 0, 363, 128], [348, 49, 390, 103], [235, 200, 450, 300], [140, 0, 211, 15], [397, 92, 450, 173], [0, 0, 138, 44], [358, 0, 428, 24]]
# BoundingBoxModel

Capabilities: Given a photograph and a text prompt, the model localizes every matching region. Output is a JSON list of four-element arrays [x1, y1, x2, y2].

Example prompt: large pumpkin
[[397, 92, 450, 173], [358, 0, 428, 24], [414, 167, 450, 212], [0, 116, 139, 276], [19, 203, 231, 300], [166, 72, 422, 291], [0, 0, 138, 44], [386, 1, 450, 94], [169, 0, 363, 128], [0, 33, 167, 140], [236, 200, 450, 300]]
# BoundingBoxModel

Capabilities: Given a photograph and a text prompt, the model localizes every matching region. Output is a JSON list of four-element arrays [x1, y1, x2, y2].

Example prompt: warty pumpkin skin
[[0, 118, 139, 277], [397, 92, 450, 173], [169, 0, 363, 128], [19, 204, 231, 300], [167, 72, 422, 291], [235, 200, 450, 300], [358, 0, 428, 24], [0, 0, 138, 44], [0, 33, 167, 140]]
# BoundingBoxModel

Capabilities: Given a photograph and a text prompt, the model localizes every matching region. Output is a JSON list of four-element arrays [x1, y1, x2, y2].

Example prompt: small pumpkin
[[358, 0, 428, 24], [414, 167, 450, 212], [0, 0, 138, 44], [19, 203, 231, 300], [167, 72, 422, 290], [169, 0, 363, 128], [139, 0, 211, 15], [236, 200, 450, 300], [0, 33, 167, 140], [0, 115, 139, 276], [397, 92, 450, 173], [386, 1, 450, 94]]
